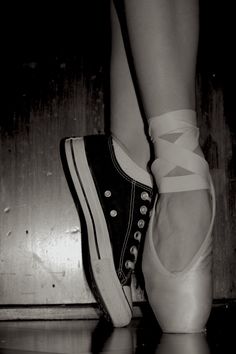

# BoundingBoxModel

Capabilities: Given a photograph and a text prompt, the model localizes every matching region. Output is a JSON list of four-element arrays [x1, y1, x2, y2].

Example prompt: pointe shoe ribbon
[[149, 110, 210, 193], [143, 110, 216, 333]]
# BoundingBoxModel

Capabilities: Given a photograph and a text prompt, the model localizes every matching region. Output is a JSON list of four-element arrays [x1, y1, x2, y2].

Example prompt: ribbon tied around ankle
[[149, 110, 210, 193]]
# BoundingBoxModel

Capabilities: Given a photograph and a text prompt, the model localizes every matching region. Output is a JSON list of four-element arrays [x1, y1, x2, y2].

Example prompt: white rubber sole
[[63, 137, 132, 327]]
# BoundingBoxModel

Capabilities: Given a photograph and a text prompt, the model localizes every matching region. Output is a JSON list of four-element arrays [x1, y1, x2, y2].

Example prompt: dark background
[[1, 0, 235, 131]]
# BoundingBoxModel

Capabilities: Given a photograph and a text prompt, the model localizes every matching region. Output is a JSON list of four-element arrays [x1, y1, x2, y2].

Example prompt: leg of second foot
[[110, 0, 151, 171], [113, 0, 214, 332]]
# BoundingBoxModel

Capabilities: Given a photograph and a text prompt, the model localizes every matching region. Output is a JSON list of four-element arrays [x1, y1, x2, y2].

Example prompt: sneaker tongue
[[112, 138, 153, 187]]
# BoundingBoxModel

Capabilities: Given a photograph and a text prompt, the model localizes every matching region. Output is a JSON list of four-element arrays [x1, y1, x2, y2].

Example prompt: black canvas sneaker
[[60, 135, 155, 327]]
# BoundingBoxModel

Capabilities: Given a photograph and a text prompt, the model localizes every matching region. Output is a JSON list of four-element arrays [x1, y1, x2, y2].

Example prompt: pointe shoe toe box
[[142, 213, 213, 333]]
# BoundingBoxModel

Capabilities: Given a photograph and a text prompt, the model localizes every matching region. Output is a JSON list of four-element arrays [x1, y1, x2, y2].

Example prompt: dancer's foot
[[60, 135, 154, 327], [143, 110, 216, 333], [151, 115, 212, 271], [153, 178, 211, 273]]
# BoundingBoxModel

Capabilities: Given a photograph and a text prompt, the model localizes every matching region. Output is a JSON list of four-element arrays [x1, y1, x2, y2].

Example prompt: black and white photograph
[[0, 1, 235, 353]]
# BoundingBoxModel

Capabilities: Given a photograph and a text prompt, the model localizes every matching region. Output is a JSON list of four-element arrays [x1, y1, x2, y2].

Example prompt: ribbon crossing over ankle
[[148, 109, 210, 193]]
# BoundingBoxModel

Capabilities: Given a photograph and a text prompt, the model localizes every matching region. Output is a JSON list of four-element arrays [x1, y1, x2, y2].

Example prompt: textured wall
[[0, 2, 106, 305]]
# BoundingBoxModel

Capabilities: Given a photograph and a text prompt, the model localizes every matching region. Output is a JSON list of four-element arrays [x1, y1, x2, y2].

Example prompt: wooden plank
[[197, 76, 236, 299], [0, 300, 235, 321], [0, 305, 143, 321]]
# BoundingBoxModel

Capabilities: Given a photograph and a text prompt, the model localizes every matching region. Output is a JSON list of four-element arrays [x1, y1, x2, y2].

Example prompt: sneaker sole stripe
[[70, 138, 113, 260], [70, 139, 101, 260]]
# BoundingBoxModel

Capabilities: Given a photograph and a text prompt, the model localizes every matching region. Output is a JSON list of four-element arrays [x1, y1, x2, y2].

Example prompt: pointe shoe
[[142, 110, 216, 333], [60, 135, 154, 327]]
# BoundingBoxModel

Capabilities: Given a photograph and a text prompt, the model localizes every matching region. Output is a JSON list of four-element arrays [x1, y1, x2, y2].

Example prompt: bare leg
[[113, 0, 212, 272], [110, 0, 151, 171], [115, 0, 199, 117]]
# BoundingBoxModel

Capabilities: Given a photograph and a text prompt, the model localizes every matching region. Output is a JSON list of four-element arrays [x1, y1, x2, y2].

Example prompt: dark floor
[[0, 303, 235, 354]]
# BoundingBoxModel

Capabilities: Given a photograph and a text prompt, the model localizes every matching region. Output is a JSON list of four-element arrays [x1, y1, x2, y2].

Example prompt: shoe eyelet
[[130, 245, 137, 254], [141, 191, 150, 201], [137, 219, 145, 228], [130, 246, 138, 262], [110, 210, 117, 217], [125, 260, 135, 270], [134, 231, 141, 242], [104, 190, 112, 197], [140, 205, 148, 215]]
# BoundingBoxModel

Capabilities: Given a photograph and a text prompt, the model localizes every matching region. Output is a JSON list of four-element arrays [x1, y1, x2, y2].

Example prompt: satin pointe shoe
[[142, 110, 216, 333], [60, 135, 154, 327]]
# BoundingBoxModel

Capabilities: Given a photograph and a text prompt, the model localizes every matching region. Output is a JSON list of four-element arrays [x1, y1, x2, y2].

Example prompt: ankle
[[111, 133, 151, 173], [160, 133, 205, 178], [112, 136, 153, 187], [148, 109, 198, 158], [147, 109, 211, 193]]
